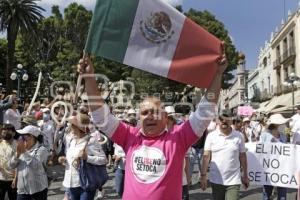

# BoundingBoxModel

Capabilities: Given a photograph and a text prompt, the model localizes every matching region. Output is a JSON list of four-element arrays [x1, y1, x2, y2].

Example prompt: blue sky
[[1, 0, 300, 69], [180, 0, 300, 69]]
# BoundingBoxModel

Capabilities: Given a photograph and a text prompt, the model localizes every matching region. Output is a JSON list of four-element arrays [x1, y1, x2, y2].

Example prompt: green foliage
[[0, 0, 44, 92], [16, 3, 92, 82], [0, 0, 45, 33], [0, 39, 7, 84]]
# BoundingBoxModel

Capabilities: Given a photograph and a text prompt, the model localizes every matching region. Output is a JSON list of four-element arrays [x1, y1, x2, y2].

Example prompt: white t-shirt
[[182, 148, 191, 186], [204, 128, 245, 186], [207, 121, 217, 133], [62, 135, 107, 188], [291, 114, 300, 133], [114, 143, 125, 170]]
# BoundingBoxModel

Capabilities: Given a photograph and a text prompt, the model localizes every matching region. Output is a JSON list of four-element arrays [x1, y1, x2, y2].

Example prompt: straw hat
[[242, 117, 250, 122], [266, 114, 290, 125], [69, 113, 90, 132]]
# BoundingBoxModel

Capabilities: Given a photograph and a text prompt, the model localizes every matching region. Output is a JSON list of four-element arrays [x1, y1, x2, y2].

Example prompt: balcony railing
[[260, 89, 272, 101], [281, 46, 296, 64], [273, 57, 281, 69]]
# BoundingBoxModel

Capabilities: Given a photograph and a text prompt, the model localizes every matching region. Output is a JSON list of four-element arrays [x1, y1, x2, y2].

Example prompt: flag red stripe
[[168, 18, 223, 88]]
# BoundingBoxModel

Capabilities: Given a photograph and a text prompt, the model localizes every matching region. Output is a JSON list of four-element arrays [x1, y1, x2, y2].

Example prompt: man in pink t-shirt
[[77, 55, 227, 200]]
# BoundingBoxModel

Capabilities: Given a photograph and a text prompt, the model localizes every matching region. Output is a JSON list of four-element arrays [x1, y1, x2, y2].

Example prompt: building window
[[289, 31, 294, 48], [268, 76, 271, 94], [240, 77, 244, 86], [284, 67, 288, 80], [291, 63, 295, 74], [263, 57, 267, 67], [283, 38, 288, 53], [240, 92, 244, 102], [276, 45, 281, 60], [277, 70, 281, 88]]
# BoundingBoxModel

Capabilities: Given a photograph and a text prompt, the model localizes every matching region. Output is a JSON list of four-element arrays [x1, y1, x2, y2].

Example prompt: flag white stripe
[[123, 0, 185, 77]]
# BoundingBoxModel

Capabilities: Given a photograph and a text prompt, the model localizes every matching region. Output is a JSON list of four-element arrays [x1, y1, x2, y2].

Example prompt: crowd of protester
[[1, 56, 300, 200]]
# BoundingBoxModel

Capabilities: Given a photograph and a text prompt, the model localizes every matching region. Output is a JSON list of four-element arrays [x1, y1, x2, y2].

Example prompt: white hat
[[127, 109, 136, 115], [41, 108, 50, 113], [242, 117, 250, 122], [165, 106, 175, 116], [267, 114, 290, 125], [17, 125, 41, 138]]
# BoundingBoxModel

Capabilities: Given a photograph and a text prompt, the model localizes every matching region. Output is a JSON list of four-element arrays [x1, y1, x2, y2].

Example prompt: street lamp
[[10, 64, 29, 99], [283, 72, 300, 114]]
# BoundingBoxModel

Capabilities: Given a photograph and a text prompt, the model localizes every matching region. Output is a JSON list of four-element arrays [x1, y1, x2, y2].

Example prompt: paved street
[[46, 165, 297, 200]]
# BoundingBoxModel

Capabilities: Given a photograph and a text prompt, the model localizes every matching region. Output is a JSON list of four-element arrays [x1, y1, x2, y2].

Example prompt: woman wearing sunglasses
[[58, 113, 107, 200], [8, 125, 49, 200]]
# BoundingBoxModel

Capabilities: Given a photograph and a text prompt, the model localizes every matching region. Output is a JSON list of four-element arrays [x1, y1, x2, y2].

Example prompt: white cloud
[[38, 0, 96, 11], [163, 0, 183, 6], [38, 0, 184, 13]]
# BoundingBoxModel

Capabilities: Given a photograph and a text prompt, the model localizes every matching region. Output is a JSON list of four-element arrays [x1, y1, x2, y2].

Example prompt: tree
[[16, 3, 92, 82], [185, 9, 238, 88], [0, 0, 44, 92], [0, 39, 7, 86]]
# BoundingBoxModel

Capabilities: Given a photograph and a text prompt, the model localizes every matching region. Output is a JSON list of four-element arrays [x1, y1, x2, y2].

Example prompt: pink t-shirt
[[111, 121, 198, 200]]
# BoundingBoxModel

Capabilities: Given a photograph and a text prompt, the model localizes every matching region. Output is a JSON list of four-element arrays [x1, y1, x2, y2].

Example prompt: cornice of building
[[247, 69, 259, 82], [271, 13, 297, 47]]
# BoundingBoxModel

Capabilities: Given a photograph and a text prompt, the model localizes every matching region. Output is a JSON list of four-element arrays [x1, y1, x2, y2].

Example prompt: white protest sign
[[246, 142, 300, 188]]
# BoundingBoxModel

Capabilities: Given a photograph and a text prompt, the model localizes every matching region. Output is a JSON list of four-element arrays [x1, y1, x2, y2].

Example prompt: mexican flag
[[85, 0, 223, 88]]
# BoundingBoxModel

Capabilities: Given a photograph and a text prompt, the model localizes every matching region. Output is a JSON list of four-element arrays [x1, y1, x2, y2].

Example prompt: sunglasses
[[18, 134, 31, 142]]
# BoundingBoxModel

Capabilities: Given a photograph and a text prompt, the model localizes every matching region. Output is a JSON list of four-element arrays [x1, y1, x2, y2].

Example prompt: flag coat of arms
[[85, 0, 223, 88]]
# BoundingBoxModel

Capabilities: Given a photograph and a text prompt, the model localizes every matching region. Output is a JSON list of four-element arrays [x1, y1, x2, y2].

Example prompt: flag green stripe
[[85, 0, 140, 62]]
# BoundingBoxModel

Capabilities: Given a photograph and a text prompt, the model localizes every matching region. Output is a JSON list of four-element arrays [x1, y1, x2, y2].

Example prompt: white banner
[[246, 142, 300, 188]]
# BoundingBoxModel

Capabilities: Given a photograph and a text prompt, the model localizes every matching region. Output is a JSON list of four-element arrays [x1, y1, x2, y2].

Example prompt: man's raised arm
[[77, 56, 119, 137], [77, 56, 104, 111], [188, 54, 227, 137]]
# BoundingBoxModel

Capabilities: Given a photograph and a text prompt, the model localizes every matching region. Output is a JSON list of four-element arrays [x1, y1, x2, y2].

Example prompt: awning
[[260, 96, 283, 113], [271, 106, 292, 113], [270, 90, 300, 112], [256, 100, 270, 112], [252, 89, 300, 113]]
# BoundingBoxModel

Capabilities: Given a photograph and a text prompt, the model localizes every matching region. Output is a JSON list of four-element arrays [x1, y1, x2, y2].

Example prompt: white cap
[[242, 117, 250, 122], [267, 114, 290, 125], [127, 109, 136, 115], [17, 125, 41, 138], [165, 106, 175, 116], [41, 108, 50, 113]]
